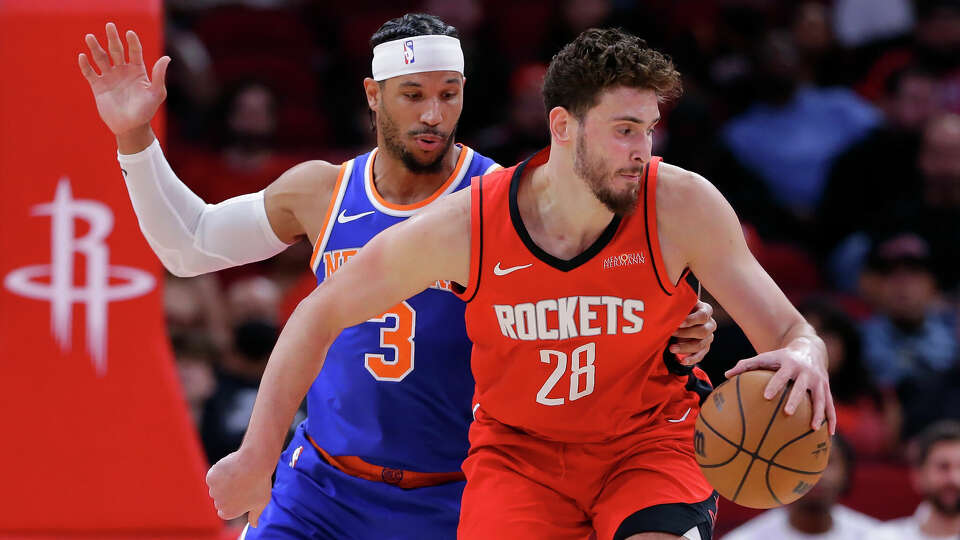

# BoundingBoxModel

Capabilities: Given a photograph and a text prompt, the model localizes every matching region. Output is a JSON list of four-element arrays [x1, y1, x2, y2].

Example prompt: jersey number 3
[[365, 301, 416, 381]]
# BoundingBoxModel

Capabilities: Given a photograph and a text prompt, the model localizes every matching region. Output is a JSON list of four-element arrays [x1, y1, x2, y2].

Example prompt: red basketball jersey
[[455, 149, 710, 443]]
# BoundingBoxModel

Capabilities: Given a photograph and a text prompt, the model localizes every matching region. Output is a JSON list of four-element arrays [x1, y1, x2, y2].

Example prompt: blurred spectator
[[897, 113, 960, 290], [171, 80, 301, 205], [791, 2, 850, 87], [801, 298, 900, 459], [832, 0, 915, 49], [170, 331, 218, 428], [872, 420, 960, 539], [201, 277, 288, 463], [859, 233, 957, 390], [475, 63, 549, 165], [722, 30, 880, 220], [818, 66, 939, 263], [858, 0, 960, 113], [200, 318, 281, 464], [723, 436, 878, 539], [164, 273, 230, 351]]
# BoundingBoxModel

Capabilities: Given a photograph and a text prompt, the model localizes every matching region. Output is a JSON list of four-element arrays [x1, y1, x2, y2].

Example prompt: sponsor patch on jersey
[[602, 251, 645, 269]]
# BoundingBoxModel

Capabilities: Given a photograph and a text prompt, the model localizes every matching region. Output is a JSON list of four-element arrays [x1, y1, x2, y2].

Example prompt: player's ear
[[363, 77, 381, 112], [549, 106, 574, 145]]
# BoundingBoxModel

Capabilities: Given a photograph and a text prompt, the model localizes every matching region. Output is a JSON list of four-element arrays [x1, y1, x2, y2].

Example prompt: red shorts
[[458, 403, 717, 540]]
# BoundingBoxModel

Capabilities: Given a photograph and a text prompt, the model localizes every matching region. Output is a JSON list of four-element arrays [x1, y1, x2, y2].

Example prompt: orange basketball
[[693, 370, 831, 508]]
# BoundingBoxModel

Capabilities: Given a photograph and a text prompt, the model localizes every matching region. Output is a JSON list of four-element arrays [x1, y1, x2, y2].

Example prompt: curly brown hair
[[542, 28, 682, 120]]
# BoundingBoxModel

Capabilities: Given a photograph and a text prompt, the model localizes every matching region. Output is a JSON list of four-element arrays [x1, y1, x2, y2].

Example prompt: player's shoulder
[[266, 158, 342, 212], [655, 161, 714, 204], [267, 159, 342, 199]]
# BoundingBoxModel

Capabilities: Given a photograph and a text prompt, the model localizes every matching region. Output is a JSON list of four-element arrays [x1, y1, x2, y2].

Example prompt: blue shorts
[[240, 423, 465, 539]]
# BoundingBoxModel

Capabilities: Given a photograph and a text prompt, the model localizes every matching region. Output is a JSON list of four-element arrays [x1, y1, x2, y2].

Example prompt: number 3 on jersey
[[365, 301, 416, 381], [536, 342, 596, 405]]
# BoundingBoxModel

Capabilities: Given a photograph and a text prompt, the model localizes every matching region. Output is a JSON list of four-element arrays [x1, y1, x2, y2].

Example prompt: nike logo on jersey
[[337, 209, 375, 223], [667, 408, 691, 423], [494, 262, 532, 276]]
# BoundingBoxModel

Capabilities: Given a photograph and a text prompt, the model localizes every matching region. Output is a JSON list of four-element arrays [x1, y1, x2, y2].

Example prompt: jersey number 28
[[536, 342, 596, 406]]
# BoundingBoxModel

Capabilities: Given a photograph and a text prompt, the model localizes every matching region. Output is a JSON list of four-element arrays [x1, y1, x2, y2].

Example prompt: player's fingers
[[105, 22, 126, 65], [763, 365, 794, 400], [671, 324, 711, 340], [126, 30, 144, 66], [248, 501, 268, 528], [678, 301, 712, 328], [825, 387, 837, 435], [78, 53, 98, 81], [783, 374, 809, 415], [150, 56, 171, 95], [809, 380, 826, 431], [724, 353, 778, 378], [85, 33, 111, 73], [671, 337, 707, 355], [681, 347, 708, 366]]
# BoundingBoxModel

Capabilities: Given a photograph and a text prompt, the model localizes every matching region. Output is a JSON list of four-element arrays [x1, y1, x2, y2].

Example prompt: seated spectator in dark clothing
[[201, 318, 281, 464], [858, 0, 960, 114], [722, 30, 880, 220], [171, 331, 218, 429], [201, 276, 304, 463], [171, 80, 300, 205], [859, 233, 958, 391], [818, 67, 940, 260], [801, 298, 901, 459], [897, 113, 960, 291]]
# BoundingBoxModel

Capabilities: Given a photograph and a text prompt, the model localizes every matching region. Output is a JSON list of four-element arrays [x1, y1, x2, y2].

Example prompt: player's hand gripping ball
[[694, 370, 830, 508]]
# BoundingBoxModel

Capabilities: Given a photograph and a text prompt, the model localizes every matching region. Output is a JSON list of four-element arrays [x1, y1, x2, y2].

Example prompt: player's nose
[[420, 98, 442, 126]]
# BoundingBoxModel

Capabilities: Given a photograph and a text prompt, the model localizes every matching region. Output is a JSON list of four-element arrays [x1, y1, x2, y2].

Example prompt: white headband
[[371, 35, 465, 81]]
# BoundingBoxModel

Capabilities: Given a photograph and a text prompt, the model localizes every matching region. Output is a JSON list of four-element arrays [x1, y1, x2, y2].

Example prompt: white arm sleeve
[[117, 139, 290, 277]]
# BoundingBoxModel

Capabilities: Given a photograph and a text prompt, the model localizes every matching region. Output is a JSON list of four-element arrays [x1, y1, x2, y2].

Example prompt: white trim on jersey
[[310, 158, 355, 274], [363, 146, 476, 217]]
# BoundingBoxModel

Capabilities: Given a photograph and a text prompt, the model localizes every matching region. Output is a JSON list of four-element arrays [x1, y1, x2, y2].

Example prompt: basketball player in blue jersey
[[80, 14, 717, 539]]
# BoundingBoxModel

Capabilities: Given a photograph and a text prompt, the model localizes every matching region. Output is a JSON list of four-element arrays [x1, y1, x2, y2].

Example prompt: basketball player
[[206, 27, 837, 540], [79, 16, 717, 539]]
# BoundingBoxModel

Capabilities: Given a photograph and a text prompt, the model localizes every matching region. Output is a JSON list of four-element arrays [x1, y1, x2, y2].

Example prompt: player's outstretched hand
[[78, 22, 170, 136], [206, 450, 272, 527], [669, 300, 717, 366], [724, 344, 836, 435]]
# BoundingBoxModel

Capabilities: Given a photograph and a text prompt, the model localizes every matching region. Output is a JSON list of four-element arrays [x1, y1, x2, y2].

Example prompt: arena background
[[1, 0, 958, 538]]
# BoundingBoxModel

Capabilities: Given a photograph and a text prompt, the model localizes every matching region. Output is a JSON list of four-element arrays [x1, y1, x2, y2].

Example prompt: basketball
[[694, 369, 831, 509]]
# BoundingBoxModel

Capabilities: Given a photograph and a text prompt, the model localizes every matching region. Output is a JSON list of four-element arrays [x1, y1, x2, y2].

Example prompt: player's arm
[[79, 23, 339, 276], [206, 188, 472, 524], [659, 164, 836, 434]]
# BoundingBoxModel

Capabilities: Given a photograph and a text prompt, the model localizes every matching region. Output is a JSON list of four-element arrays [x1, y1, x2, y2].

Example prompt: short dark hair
[[370, 13, 459, 50], [911, 420, 960, 466], [542, 27, 682, 120]]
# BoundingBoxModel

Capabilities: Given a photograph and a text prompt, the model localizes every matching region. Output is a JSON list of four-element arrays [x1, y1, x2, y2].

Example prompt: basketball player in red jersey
[[208, 28, 836, 539]]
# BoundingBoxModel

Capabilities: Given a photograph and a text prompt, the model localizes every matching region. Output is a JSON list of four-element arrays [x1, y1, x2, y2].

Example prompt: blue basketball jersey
[[305, 145, 499, 473]]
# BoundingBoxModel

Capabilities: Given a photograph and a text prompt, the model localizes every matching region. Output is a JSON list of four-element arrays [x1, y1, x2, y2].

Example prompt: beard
[[378, 104, 455, 175], [574, 129, 641, 216], [926, 487, 960, 516]]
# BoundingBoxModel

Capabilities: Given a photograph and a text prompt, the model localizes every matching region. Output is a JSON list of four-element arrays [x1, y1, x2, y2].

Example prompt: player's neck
[[371, 144, 462, 205], [515, 151, 616, 260], [921, 507, 960, 537]]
